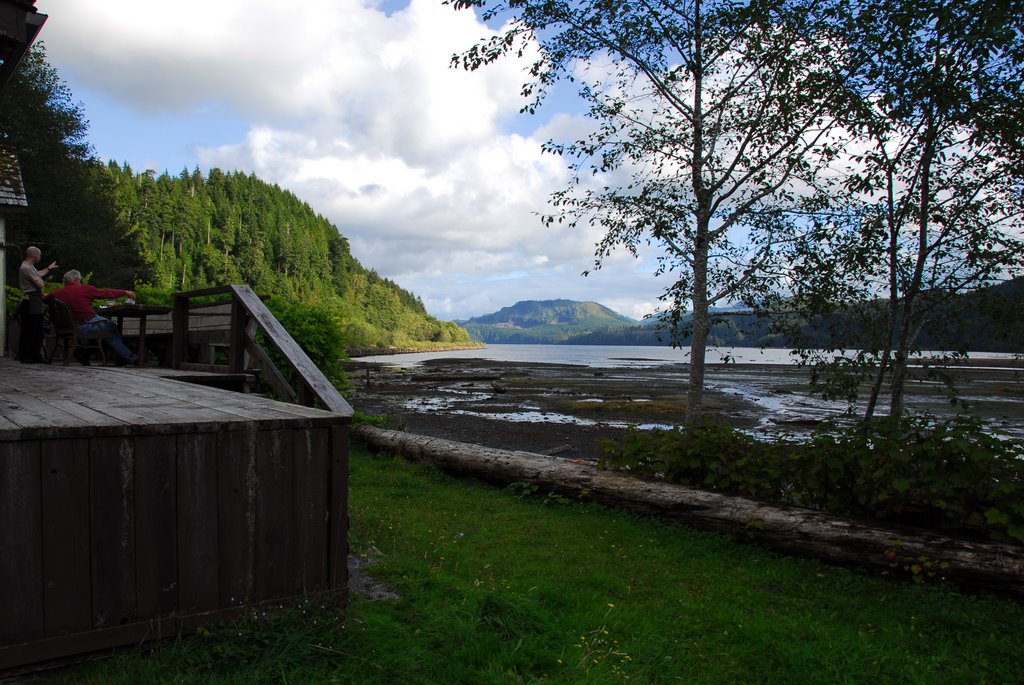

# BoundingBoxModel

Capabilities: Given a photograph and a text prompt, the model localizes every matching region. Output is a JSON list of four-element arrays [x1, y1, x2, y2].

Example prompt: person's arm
[[82, 285, 134, 300], [33, 261, 58, 286]]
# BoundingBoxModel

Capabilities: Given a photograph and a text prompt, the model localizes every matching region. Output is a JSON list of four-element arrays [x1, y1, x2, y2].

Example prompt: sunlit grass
[[48, 443, 1024, 684]]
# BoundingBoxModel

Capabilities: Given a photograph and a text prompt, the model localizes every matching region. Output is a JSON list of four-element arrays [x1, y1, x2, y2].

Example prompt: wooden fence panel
[[89, 437, 137, 629], [255, 429, 293, 600], [40, 440, 91, 637], [134, 435, 178, 618], [177, 433, 220, 614], [0, 349, 350, 671], [0, 441, 44, 644], [291, 428, 329, 593], [217, 428, 257, 606], [328, 425, 349, 591]]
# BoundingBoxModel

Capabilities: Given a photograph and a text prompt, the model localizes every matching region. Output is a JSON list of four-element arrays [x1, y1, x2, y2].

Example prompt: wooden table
[[96, 303, 173, 366]]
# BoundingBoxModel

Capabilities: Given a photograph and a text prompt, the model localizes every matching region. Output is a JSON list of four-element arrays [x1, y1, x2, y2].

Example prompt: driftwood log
[[353, 425, 1024, 600]]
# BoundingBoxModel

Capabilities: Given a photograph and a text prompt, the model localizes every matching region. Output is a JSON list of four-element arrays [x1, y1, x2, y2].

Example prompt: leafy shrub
[[265, 296, 348, 387], [601, 424, 785, 500], [599, 416, 1024, 543], [5, 285, 21, 323], [133, 284, 174, 307]]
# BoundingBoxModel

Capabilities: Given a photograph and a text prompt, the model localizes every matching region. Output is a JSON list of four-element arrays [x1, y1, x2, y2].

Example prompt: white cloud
[[42, 0, 668, 320]]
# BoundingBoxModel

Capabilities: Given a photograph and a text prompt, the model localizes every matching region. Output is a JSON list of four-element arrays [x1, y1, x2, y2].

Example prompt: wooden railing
[[171, 285, 353, 416]]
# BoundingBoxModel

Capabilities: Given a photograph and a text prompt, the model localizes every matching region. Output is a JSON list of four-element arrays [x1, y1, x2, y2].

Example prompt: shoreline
[[345, 343, 486, 358], [344, 356, 1024, 459]]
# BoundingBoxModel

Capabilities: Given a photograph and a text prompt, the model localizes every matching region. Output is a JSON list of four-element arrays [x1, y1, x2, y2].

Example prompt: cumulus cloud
[[42, 0, 668, 320]]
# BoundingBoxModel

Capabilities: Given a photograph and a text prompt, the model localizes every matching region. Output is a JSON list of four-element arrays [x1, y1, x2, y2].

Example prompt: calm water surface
[[352, 344, 798, 367], [350, 344, 1014, 369]]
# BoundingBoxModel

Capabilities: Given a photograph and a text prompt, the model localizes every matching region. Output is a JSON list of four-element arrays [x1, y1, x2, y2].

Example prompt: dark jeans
[[80, 316, 136, 362], [18, 299, 45, 362]]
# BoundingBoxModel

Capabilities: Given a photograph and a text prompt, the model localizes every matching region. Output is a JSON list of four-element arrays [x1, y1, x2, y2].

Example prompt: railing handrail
[[172, 285, 353, 417]]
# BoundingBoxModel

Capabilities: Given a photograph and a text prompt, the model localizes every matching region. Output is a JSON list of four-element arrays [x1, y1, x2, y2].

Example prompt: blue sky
[[39, 0, 664, 321]]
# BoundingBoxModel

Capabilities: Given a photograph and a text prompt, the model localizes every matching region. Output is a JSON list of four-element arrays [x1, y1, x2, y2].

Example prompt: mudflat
[[343, 356, 1024, 460]]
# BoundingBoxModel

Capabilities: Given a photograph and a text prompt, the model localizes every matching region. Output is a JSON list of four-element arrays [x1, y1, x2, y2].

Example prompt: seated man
[[45, 270, 138, 366]]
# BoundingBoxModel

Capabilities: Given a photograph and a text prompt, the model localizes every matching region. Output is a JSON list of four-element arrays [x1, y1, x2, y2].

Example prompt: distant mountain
[[457, 299, 774, 346], [458, 282, 1024, 351], [457, 300, 640, 343]]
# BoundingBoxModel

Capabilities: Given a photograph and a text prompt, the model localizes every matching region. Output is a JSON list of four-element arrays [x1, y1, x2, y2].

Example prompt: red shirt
[[45, 283, 131, 326]]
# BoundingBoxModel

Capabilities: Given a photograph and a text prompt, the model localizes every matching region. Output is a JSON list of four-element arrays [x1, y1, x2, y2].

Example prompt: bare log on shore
[[353, 425, 1024, 600]]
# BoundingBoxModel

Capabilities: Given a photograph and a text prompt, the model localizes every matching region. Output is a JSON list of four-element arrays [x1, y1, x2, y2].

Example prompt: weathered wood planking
[[0, 358, 350, 671], [116, 306, 227, 336], [89, 437, 137, 630], [40, 440, 92, 637], [0, 360, 342, 442], [255, 429, 293, 600], [177, 432, 221, 614], [134, 434, 178, 620], [217, 427, 257, 606], [292, 428, 330, 592], [0, 440, 44, 644]]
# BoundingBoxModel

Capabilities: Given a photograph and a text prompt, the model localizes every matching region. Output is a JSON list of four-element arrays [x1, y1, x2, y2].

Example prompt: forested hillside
[[463, 287, 1024, 352], [96, 163, 470, 348], [1, 46, 472, 352], [458, 300, 639, 343]]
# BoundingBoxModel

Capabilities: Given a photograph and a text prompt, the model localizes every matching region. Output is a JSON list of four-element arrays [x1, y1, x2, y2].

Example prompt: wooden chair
[[46, 298, 111, 365]]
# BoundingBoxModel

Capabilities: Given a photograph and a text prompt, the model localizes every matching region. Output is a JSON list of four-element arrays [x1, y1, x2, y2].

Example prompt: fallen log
[[353, 425, 1024, 600]]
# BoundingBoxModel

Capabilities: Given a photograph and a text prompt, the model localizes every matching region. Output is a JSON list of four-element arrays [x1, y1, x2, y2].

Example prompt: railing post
[[171, 294, 190, 369], [229, 291, 247, 373], [297, 382, 314, 407]]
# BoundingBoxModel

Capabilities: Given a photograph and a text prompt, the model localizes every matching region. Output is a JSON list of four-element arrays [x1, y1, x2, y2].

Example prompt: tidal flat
[[344, 356, 1024, 459]]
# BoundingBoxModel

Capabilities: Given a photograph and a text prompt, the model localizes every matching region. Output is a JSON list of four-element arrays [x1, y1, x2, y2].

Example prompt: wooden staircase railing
[[171, 285, 353, 416]]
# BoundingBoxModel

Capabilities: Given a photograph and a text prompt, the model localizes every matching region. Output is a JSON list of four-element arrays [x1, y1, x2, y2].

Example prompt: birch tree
[[785, 0, 1024, 419], [452, 0, 850, 425]]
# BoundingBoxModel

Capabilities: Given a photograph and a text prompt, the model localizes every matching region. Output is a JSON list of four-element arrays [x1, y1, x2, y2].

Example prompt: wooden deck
[[0, 358, 350, 671], [0, 359, 342, 440]]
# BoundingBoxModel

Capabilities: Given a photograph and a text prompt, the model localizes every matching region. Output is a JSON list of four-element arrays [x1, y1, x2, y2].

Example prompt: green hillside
[[458, 299, 639, 343], [95, 163, 472, 350], [0, 46, 473, 355], [461, 285, 1024, 352]]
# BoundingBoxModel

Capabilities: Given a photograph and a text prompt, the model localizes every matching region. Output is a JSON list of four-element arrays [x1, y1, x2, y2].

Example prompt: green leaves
[[451, 0, 856, 425], [600, 415, 1024, 543]]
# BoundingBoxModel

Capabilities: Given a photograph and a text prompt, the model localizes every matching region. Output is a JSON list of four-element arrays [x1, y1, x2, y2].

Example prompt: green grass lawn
[[49, 443, 1024, 684]]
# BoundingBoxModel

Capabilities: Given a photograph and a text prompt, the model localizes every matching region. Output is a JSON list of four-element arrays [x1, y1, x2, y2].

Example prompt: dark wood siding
[[0, 423, 348, 671]]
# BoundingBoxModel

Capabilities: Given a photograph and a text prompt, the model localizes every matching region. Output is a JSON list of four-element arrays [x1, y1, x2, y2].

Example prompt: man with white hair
[[45, 269, 137, 366], [17, 245, 57, 363]]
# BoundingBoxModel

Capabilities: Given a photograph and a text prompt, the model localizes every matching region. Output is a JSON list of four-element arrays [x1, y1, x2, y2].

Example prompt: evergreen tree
[[0, 44, 132, 284]]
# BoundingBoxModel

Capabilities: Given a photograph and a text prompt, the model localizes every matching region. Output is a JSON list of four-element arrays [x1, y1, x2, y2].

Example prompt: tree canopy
[[453, 0, 1024, 423], [453, 0, 854, 424], [781, 0, 1024, 418]]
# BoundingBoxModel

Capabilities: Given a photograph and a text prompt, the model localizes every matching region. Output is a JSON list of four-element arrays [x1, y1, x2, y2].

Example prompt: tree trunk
[[686, 253, 710, 426], [889, 341, 911, 418], [865, 170, 900, 421], [354, 425, 1024, 600], [889, 97, 938, 418], [864, 349, 889, 420], [686, 2, 710, 427]]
